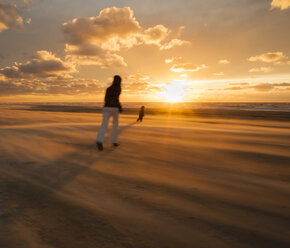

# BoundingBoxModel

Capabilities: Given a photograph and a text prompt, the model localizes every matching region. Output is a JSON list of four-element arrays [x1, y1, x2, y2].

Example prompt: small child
[[137, 106, 145, 122]]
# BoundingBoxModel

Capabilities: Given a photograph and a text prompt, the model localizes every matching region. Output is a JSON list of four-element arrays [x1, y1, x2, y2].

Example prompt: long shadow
[[2, 142, 290, 248], [119, 121, 137, 135], [0, 140, 148, 247], [0, 121, 138, 229], [0, 146, 133, 247], [0, 142, 112, 221], [1, 122, 290, 247]]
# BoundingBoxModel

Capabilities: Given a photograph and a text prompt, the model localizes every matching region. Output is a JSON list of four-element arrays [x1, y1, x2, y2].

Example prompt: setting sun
[[161, 83, 185, 102]]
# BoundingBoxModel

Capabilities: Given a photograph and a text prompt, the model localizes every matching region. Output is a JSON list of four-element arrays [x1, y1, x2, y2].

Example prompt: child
[[137, 106, 145, 122]]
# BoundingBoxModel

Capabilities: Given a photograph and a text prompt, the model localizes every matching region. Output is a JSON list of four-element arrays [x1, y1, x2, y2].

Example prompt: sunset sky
[[0, 0, 290, 102]]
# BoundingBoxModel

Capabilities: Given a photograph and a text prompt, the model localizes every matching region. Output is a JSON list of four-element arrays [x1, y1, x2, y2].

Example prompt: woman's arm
[[104, 88, 109, 105], [117, 89, 122, 112]]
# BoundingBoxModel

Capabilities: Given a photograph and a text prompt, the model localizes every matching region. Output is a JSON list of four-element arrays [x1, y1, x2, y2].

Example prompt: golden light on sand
[[161, 82, 185, 102]]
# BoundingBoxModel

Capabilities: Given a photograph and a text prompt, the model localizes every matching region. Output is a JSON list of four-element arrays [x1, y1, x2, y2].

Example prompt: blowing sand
[[0, 105, 290, 248]]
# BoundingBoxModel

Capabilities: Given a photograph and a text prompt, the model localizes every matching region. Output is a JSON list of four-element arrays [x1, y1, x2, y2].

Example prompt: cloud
[[126, 74, 150, 81], [250, 83, 274, 91], [223, 82, 290, 92], [26, 18, 31, 24], [249, 67, 273, 73], [271, 0, 290, 10], [248, 82, 290, 91], [0, 3, 24, 32], [274, 61, 285, 65], [142, 25, 189, 50], [159, 38, 189, 50], [248, 52, 287, 63], [62, 7, 189, 68], [224, 86, 244, 90], [272, 82, 290, 87], [63, 7, 141, 48], [123, 74, 160, 95], [229, 82, 250, 86], [165, 59, 174, 64], [0, 50, 76, 79], [16, 0, 31, 4], [0, 78, 103, 96], [165, 57, 182, 64], [0, 77, 162, 97], [124, 82, 160, 94], [65, 52, 127, 68], [170, 63, 207, 72], [0, 1, 32, 32], [219, 59, 230, 64], [225, 84, 273, 92]]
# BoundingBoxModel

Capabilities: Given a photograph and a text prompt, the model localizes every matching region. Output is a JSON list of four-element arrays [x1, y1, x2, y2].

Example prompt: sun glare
[[161, 83, 185, 102]]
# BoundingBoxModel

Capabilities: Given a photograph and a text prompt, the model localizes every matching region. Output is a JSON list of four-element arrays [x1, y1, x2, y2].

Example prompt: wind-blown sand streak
[[0, 106, 290, 248]]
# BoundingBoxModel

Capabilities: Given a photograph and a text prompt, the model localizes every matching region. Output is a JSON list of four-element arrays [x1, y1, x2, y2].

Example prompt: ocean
[[1, 102, 290, 112]]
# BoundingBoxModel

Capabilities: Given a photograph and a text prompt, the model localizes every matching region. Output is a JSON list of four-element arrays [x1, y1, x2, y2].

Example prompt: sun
[[161, 82, 185, 102]]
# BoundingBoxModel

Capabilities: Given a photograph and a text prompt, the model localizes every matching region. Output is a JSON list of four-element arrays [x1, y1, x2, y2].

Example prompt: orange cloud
[[159, 38, 189, 50], [219, 59, 230, 64], [274, 61, 285, 65], [62, 7, 189, 68], [170, 63, 207, 72], [224, 86, 244, 91], [63, 7, 141, 48], [250, 83, 274, 91], [249, 83, 290, 91], [165, 57, 182, 64], [0, 78, 103, 96], [224, 82, 290, 92], [165, 59, 174, 64], [271, 0, 290, 10], [143, 25, 169, 45], [65, 51, 127, 68], [0, 51, 76, 79], [0, 3, 24, 32], [248, 52, 287, 63], [16, 0, 31, 4], [0, 77, 162, 97], [26, 18, 31, 24], [126, 74, 150, 81], [229, 83, 250, 86], [124, 82, 160, 94]]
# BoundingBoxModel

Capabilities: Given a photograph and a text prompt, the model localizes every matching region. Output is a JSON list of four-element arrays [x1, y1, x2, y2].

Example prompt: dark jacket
[[104, 85, 122, 111], [139, 108, 144, 117]]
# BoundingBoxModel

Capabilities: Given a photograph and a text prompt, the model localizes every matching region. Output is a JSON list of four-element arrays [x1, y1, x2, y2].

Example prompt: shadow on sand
[[0, 120, 143, 247], [119, 121, 136, 135]]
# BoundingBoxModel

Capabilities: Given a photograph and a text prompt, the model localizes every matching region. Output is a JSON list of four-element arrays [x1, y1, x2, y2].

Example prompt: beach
[[0, 104, 290, 248]]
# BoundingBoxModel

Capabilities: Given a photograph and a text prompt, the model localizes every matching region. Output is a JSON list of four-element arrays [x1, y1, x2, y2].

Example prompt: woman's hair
[[112, 75, 122, 88]]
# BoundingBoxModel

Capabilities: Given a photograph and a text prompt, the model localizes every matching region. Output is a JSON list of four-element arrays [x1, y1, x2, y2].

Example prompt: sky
[[0, 0, 290, 102]]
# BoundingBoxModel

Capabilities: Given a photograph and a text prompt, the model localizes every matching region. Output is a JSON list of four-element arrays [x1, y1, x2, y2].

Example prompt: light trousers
[[96, 107, 119, 143]]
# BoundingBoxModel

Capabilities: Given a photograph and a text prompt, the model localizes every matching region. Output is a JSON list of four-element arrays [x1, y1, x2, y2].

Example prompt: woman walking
[[96, 75, 122, 151]]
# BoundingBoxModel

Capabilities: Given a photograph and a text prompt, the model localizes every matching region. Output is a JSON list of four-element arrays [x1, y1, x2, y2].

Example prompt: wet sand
[[0, 105, 290, 248]]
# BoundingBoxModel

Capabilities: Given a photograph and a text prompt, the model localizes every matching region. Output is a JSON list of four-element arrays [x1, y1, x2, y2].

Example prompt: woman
[[96, 75, 122, 151]]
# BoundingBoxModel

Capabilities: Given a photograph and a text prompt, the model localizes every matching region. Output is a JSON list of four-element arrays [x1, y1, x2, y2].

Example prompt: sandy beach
[[0, 105, 290, 248]]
